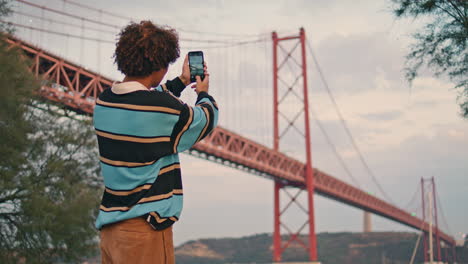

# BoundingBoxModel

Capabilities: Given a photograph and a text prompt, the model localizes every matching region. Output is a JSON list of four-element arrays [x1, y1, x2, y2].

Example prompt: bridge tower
[[272, 28, 318, 262], [420, 177, 456, 263]]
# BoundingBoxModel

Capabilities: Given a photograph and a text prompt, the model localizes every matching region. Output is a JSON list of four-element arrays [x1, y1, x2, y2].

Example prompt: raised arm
[[170, 71, 218, 153]]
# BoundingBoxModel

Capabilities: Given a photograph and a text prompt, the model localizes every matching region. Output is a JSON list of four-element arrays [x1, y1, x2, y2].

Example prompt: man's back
[[94, 81, 218, 231]]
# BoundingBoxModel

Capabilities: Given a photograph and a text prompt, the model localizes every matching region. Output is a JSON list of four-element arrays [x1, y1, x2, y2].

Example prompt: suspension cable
[[306, 39, 394, 204], [12, 10, 116, 34], [435, 190, 453, 235], [61, 0, 133, 21], [15, 0, 122, 29], [14, 0, 267, 44], [1, 20, 115, 43], [403, 185, 421, 211], [57, 0, 267, 37], [310, 107, 362, 188]]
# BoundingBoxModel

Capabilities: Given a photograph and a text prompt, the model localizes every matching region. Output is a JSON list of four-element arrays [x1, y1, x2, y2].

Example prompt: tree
[[390, 0, 468, 117], [0, 0, 10, 31], [0, 1, 101, 262]]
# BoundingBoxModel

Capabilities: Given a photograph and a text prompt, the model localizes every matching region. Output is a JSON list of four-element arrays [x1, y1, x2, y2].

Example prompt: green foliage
[[458, 245, 468, 260], [0, 0, 12, 33], [391, 0, 468, 117], [0, 28, 100, 264]]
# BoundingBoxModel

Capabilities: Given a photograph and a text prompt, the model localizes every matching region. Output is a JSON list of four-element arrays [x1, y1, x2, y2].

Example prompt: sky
[[8, 0, 468, 247]]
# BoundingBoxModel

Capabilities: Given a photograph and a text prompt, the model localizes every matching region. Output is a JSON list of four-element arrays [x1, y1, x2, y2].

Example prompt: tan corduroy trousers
[[100, 217, 175, 264]]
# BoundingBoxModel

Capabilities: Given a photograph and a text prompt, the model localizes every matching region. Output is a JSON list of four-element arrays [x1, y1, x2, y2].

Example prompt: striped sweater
[[93, 77, 218, 230]]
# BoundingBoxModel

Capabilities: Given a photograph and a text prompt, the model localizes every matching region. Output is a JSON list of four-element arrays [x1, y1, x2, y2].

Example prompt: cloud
[[360, 110, 403, 121], [310, 31, 407, 95]]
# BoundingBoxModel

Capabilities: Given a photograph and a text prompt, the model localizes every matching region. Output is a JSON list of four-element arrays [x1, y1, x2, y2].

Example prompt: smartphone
[[188, 51, 204, 83]]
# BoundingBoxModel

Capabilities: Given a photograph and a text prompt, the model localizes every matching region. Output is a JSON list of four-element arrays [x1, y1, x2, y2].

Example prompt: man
[[93, 20, 218, 263]]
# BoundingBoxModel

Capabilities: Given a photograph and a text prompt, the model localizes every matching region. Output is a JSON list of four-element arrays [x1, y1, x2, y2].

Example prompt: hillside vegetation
[[175, 232, 467, 264]]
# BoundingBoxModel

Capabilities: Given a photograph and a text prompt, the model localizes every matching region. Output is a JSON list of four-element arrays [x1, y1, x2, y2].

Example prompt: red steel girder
[[5, 34, 456, 248], [5, 35, 112, 114]]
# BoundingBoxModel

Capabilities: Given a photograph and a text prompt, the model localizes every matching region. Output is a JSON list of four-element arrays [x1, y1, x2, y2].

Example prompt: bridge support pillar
[[363, 211, 372, 232], [273, 181, 282, 262], [272, 28, 317, 262]]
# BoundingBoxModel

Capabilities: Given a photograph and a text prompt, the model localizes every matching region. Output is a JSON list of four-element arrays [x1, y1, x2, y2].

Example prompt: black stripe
[[101, 166, 183, 208], [104, 162, 181, 192], [196, 103, 215, 141], [95, 102, 180, 115], [196, 92, 218, 110], [97, 135, 172, 164], [99, 159, 155, 168], [105, 183, 150, 193], [165, 77, 186, 97], [146, 211, 177, 230], [100, 194, 183, 212], [99, 87, 184, 111], [100, 193, 184, 212], [95, 128, 170, 140]]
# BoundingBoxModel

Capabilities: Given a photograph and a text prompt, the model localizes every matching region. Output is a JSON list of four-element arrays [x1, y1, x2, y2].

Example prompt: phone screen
[[189, 51, 204, 82]]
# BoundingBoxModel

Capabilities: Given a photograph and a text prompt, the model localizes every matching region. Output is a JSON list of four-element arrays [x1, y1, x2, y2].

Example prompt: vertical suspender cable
[[227, 39, 232, 130], [256, 40, 261, 143], [28, 9, 32, 43], [265, 37, 270, 146], [239, 42, 243, 131], [40, 8, 44, 45], [80, 18, 84, 65], [237, 42, 241, 131], [97, 10, 102, 72], [62, 0, 68, 56]]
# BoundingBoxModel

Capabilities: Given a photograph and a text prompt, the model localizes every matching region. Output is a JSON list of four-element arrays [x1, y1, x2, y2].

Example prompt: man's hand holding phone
[[191, 63, 209, 94]]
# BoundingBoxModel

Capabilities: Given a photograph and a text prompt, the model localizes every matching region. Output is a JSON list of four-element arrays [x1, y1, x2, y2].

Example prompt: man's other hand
[[179, 55, 190, 86]]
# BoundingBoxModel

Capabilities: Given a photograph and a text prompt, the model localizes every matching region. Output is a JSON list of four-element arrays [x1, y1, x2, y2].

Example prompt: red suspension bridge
[[3, 0, 458, 262]]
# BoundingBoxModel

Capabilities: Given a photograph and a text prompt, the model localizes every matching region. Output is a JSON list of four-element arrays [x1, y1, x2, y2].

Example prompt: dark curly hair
[[114, 20, 180, 77]]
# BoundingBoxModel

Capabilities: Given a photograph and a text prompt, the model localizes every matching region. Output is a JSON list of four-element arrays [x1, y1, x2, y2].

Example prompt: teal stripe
[[177, 106, 206, 152], [212, 105, 219, 129], [154, 85, 163, 92], [95, 195, 183, 229], [93, 104, 178, 137], [100, 154, 179, 190]]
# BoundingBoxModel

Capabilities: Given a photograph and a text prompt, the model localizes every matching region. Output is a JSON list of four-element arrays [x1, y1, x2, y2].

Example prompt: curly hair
[[114, 20, 180, 77]]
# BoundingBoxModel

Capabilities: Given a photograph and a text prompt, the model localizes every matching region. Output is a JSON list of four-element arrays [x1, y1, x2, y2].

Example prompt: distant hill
[[175, 232, 467, 264]]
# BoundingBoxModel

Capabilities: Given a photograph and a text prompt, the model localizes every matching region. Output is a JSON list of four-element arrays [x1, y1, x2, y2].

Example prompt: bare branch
[[434, 3, 464, 25]]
